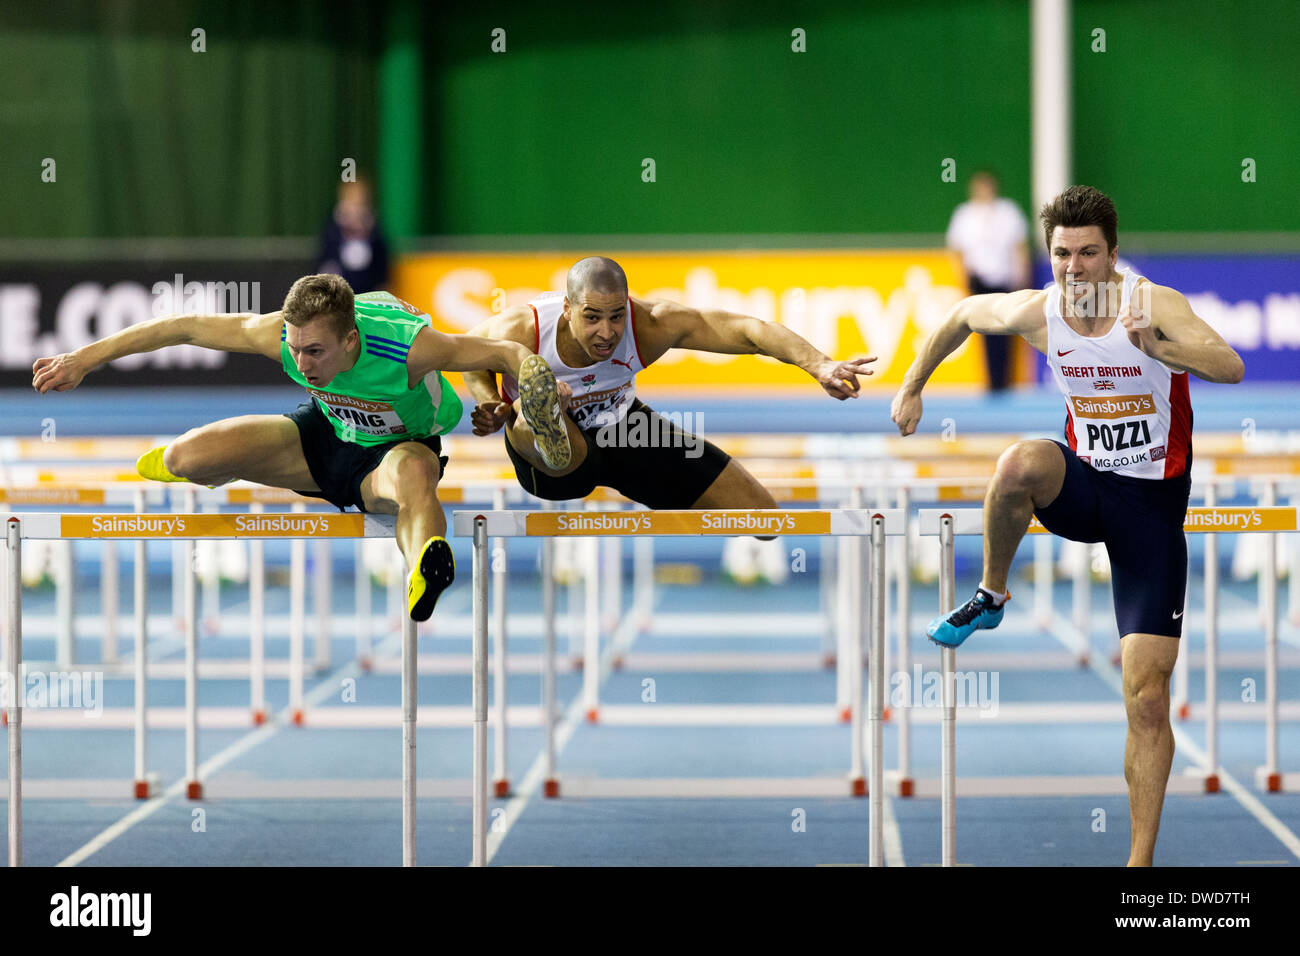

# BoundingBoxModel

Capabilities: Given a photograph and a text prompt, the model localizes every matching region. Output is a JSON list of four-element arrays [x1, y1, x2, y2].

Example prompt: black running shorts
[[504, 399, 731, 508], [1034, 440, 1191, 638], [284, 401, 447, 512]]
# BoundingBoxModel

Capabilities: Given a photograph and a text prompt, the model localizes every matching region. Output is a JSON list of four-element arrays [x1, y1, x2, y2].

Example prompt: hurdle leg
[[1203, 483, 1220, 793], [542, 526, 559, 797], [184, 503, 202, 799], [849, 528, 866, 797], [56, 540, 74, 670], [289, 503, 306, 726], [869, 515, 886, 866], [1257, 482, 1281, 792], [492, 488, 510, 797], [633, 519, 653, 633], [583, 515, 599, 723], [895, 486, 914, 797], [355, 538, 371, 670], [472, 517, 489, 866], [249, 503, 267, 725], [401, 611, 417, 866], [939, 515, 956, 867], [202, 503, 220, 636], [102, 538, 119, 665], [313, 536, 331, 673], [820, 535, 837, 669], [7, 517, 23, 866], [1174, 562, 1191, 720], [1289, 493, 1300, 626], [1034, 533, 1053, 632]]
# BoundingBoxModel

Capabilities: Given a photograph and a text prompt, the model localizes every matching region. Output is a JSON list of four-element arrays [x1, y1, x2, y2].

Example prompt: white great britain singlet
[[1045, 269, 1192, 480], [500, 292, 647, 430]]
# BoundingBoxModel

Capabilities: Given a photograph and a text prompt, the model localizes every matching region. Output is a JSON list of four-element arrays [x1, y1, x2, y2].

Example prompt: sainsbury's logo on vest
[[1069, 394, 1156, 419]]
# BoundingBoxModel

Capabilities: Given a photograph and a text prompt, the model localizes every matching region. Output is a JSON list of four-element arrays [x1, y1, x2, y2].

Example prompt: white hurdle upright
[[917, 500, 1300, 867], [2, 510, 411, 868], [453, 507, 903, 867]]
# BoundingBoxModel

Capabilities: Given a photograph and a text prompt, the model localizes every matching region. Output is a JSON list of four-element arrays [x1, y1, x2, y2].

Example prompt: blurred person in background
[[317, 177, 390, 294], [945, 169, 1031, 392]]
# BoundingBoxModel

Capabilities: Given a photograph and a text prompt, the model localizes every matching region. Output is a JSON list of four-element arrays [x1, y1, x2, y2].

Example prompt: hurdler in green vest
[[32, 273, 571, 622]]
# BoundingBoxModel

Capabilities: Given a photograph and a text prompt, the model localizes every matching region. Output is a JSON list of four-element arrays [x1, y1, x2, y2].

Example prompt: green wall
[[1070, 0, 1300, 234], [2, 0, 1296, 240], [0, 0, 380, 239]]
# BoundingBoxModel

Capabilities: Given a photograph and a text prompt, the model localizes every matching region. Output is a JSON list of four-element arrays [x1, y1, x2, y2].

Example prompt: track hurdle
[[452, 508, 904, 868], [1, 510, 425, 867], [917, 502, 1300, 867]]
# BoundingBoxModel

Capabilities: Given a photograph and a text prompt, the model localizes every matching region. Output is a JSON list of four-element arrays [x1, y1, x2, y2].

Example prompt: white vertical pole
[[869, 515, 886, 866], [289, 502, 306, 725], [602, 534, 621, 632], [171, 488, 184, 630], [1072, 543, 1090, 635], [837, 487, 861, 720], [849, 524, 866, 795], [820, 534, 837, 668], [401, 612, 417, 866], [1173, 554, 1190, 719], [1031, 0, 1071, 225], [1289, 493, 1300, 626], [583, 504, 599, 722], [132, 490, 149, 798], [939, 515, 957, 868], [184, 487, 200, 799], [7, 517, 23, 866], [1261, 482, 1280, 791], [472, 517, 489, 867], [102, 538, 119, 665], [202, 503, 220, 636], [355, 538, 371, 669], [1034, 534, 1053, 629], [313, 536, 331, 673], [1203, 483, 1220, 792], [387, 548, 402, 636], [56, 540, 74, 669], [492, 487, 509, 796], [541, 514, 558, 797], [249, 503, 266, 725], [633, 519, 653, 632], [896, 486, 913, 796]]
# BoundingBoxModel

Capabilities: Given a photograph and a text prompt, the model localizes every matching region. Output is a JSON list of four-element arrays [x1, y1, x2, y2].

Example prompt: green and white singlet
[[280, 291, 464, 446]]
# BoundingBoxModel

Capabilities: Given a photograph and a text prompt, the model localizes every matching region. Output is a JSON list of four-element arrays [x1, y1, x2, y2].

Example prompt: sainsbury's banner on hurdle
[[393, 251, 985, 389]]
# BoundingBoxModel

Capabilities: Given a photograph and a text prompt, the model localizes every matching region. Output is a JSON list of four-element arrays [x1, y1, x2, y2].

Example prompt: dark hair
[[1039, 185, 1118, 252], [282, 273, 356, 340]]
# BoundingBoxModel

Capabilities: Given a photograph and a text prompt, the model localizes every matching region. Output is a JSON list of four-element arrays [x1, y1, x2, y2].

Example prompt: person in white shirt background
[[946, 170, 1032, 392]]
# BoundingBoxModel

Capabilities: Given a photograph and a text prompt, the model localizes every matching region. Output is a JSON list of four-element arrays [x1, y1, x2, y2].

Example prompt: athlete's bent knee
[[391, 453, 441, 505], [994, 441, 1057, 496]]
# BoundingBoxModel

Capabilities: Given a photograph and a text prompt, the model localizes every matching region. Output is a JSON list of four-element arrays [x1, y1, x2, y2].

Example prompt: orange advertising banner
[[393, 251, 985, 390]]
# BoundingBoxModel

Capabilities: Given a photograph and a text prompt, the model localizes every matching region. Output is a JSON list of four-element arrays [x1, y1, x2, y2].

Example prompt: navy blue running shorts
[[285, 401, 447, 512], [1033, 440, 1191, 639], [504, 399, 731, 508]]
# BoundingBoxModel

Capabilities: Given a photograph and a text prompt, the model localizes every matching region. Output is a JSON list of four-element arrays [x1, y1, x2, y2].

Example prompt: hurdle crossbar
[[452, 508, 905, 868], [1, 511, 417, 868]]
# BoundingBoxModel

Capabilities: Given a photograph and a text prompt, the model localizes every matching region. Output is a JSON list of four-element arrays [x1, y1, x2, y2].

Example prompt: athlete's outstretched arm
[[645, 299, 875, 400], [1122, 284, 1244, 384], [32, 311, 285, 393], [407, 326, 531, 381], [458, 307, 539, 435], [891, 290, 1044, 436]]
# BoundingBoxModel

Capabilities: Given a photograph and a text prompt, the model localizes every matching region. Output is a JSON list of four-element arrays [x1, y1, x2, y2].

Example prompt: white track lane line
[[1049, 611, 1300, 863], [56, 618, 411, 867], [486, 595, 906, 867]]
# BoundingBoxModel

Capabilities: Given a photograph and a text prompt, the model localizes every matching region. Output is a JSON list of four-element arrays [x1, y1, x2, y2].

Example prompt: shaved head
[[567, 256, 628, 304]]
